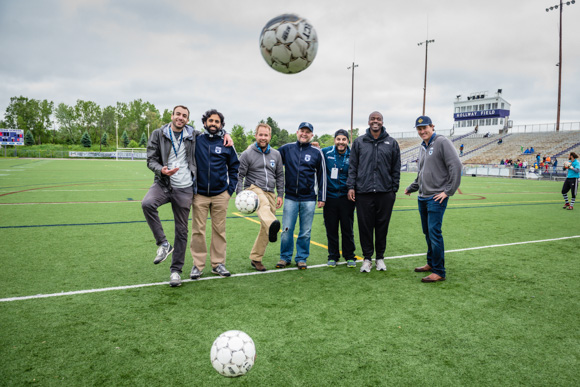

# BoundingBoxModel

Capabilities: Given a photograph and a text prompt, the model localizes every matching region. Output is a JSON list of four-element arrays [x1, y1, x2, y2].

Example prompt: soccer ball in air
[[235, 190, 259, 214], [259, 14, 318, 74], [210, 330, 256, 377]]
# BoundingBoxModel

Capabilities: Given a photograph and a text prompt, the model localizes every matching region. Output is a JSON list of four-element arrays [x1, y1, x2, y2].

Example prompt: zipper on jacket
[[262, 153, 269, 189], [296, 146, 301, 196], [207, 141, 211, 195], [373, 142, 378, 192]]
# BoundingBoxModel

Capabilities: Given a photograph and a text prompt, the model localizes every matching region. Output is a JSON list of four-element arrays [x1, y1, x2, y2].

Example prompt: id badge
[[331, 167, 338, 179]]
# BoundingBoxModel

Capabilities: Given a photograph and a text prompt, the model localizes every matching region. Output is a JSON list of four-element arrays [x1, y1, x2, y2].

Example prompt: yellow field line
[[233, 212, 363, 260]]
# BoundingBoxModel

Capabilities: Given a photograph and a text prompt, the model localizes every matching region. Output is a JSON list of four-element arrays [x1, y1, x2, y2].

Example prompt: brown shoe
[[421, 273, 446, 283], [414, 264, 432, 272], [251, 260, 267, 271], [276, 260, 290, 268], [297, 261, 307, 270]]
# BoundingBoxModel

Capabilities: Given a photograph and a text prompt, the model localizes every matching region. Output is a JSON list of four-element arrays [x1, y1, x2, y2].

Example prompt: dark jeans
[[418, 196, 448, 278], [355, 191, 396, 260], [323, 196, 356, 261], [142, 183, 193, 274]]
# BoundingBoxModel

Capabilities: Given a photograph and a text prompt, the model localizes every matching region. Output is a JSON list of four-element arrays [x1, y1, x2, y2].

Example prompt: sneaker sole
[[276, 262, 290, 268], [154, 246, 174, 264], [268, 220, 281, 243], [211, 270, 231, 277]]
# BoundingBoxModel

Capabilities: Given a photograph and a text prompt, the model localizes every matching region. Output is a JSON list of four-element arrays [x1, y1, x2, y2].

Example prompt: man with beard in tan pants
[[236, 123, 284, 271], [189, 109, 239, 279]]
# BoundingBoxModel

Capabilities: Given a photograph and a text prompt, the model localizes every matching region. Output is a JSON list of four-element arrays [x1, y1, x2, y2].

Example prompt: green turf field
[[1, 158, 578, 386]]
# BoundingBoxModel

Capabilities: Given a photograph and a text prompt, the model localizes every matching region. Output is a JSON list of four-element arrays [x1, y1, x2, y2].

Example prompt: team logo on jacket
[[429, 147, 433, 155], [270, 160, 275, 168], [215, 146, 222, 154], [305, 154, 311, 162]]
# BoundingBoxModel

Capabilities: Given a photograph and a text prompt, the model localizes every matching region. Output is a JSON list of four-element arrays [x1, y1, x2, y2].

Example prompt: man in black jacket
[[347, 111, 401, 273]]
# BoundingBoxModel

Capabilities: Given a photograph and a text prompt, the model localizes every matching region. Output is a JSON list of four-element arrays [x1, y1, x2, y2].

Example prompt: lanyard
[[169, 130, 183, 159]]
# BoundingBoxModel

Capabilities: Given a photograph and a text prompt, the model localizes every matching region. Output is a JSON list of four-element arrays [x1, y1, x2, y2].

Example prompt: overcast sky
[[1, 0, 578, 136]]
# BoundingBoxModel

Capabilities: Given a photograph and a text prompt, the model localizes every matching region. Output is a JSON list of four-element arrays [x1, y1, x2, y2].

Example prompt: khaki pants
[[247, 185, 278, 262], [190, 190, 230, 271]]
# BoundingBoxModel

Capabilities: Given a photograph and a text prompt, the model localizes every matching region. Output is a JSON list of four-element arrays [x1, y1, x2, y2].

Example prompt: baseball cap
[[298, 122, 314, 132], [414, 116, 433, 127], [334, 129, 350, 140]]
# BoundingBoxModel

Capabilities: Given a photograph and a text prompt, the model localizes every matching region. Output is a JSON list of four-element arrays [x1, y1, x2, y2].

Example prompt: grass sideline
[[1, 158, 579, 386]]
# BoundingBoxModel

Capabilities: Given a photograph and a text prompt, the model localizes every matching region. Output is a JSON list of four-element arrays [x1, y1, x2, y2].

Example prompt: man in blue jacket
[[276, 122, 326, 270], [347, 111, 401, 273], [190, 109, 239, 279], [322, 129, 356, 268]]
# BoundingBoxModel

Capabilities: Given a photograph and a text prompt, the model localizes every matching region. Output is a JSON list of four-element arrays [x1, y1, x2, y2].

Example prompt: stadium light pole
[[546, 0, 575, 131], [418, 39, 435, 116], [347, 62, 358, 141]]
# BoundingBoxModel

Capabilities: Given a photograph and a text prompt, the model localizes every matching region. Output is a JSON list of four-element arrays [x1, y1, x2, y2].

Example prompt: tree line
[[0, 96, 358, 151]]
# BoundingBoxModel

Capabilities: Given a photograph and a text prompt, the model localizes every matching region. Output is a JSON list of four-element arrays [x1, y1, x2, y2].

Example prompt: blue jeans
[[280, 199, 316, 263], [418, 196, 448, 278]]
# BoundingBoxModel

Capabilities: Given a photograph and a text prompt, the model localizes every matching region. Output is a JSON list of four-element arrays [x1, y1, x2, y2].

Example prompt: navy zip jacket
[[195, 132, 240, 197], [322, 145, 350, 199], [279, 141, 326, 202]]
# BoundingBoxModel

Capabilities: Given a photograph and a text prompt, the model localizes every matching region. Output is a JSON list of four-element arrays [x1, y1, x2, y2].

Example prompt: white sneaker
[[360, 260, 372, 273], [169, 272, 181, 287], [376, 259, 387, 271]]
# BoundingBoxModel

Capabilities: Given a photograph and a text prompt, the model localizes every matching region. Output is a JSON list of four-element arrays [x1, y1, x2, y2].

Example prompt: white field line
[[1, 235, 578, 303]]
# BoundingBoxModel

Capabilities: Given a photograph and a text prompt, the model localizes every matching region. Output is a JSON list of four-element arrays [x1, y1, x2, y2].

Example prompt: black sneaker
[[211, 264, 231, 277], [154, 243, 173, 264], [269, 220, 281, 242], [190, 266, 203, 280]]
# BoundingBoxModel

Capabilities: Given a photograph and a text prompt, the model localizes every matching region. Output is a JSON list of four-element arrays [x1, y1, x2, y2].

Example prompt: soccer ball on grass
[[259, 14, 318, 74], [210, 330, 256, 377], [235, 190, 259, 214]]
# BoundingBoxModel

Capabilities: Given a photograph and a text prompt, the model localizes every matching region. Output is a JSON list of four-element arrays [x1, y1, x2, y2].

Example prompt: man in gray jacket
[[236, 123, 284, 271], [405, 116, 462, 283]]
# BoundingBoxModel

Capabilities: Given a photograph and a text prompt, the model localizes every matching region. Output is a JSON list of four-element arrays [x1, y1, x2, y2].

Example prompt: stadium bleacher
[[397, 130, 580, 167]]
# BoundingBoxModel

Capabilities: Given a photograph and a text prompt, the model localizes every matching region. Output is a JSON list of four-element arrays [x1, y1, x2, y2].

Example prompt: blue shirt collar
[[255, 142, 271, 154], [422, 133, 436, 148]]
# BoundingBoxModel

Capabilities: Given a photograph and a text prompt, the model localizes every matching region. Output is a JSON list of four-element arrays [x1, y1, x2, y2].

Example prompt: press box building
[[453, 90, 511, 133]]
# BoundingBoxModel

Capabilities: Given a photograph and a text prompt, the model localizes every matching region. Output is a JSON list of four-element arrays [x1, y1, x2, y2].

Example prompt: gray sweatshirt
[[406, 134, 462, 197], [236, 143, 284, 197]]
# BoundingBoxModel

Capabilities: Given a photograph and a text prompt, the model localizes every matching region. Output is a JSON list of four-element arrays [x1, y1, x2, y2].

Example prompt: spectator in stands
[[524, 148, 530, 154], [459, 144, 464, 156], [536, 154, 541, 164], [521, 145, 524, 153], [553, 157, 558, 171], [562, 152, 579, 210], [530, 147, 535, 153], [500, 159, 504, 165], [497, 137, 503, 145], [523, 160, 528, 169]]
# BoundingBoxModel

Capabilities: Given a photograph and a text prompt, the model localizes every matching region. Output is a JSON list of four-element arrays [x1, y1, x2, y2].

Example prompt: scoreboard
[[0, 129, 24, 145]]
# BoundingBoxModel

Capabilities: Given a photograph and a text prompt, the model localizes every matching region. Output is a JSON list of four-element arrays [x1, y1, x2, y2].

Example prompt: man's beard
[[205, 125, 219, 134]]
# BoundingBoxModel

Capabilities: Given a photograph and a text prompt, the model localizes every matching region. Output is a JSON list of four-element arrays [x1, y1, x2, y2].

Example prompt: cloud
[[0, 0, 578, 135]]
